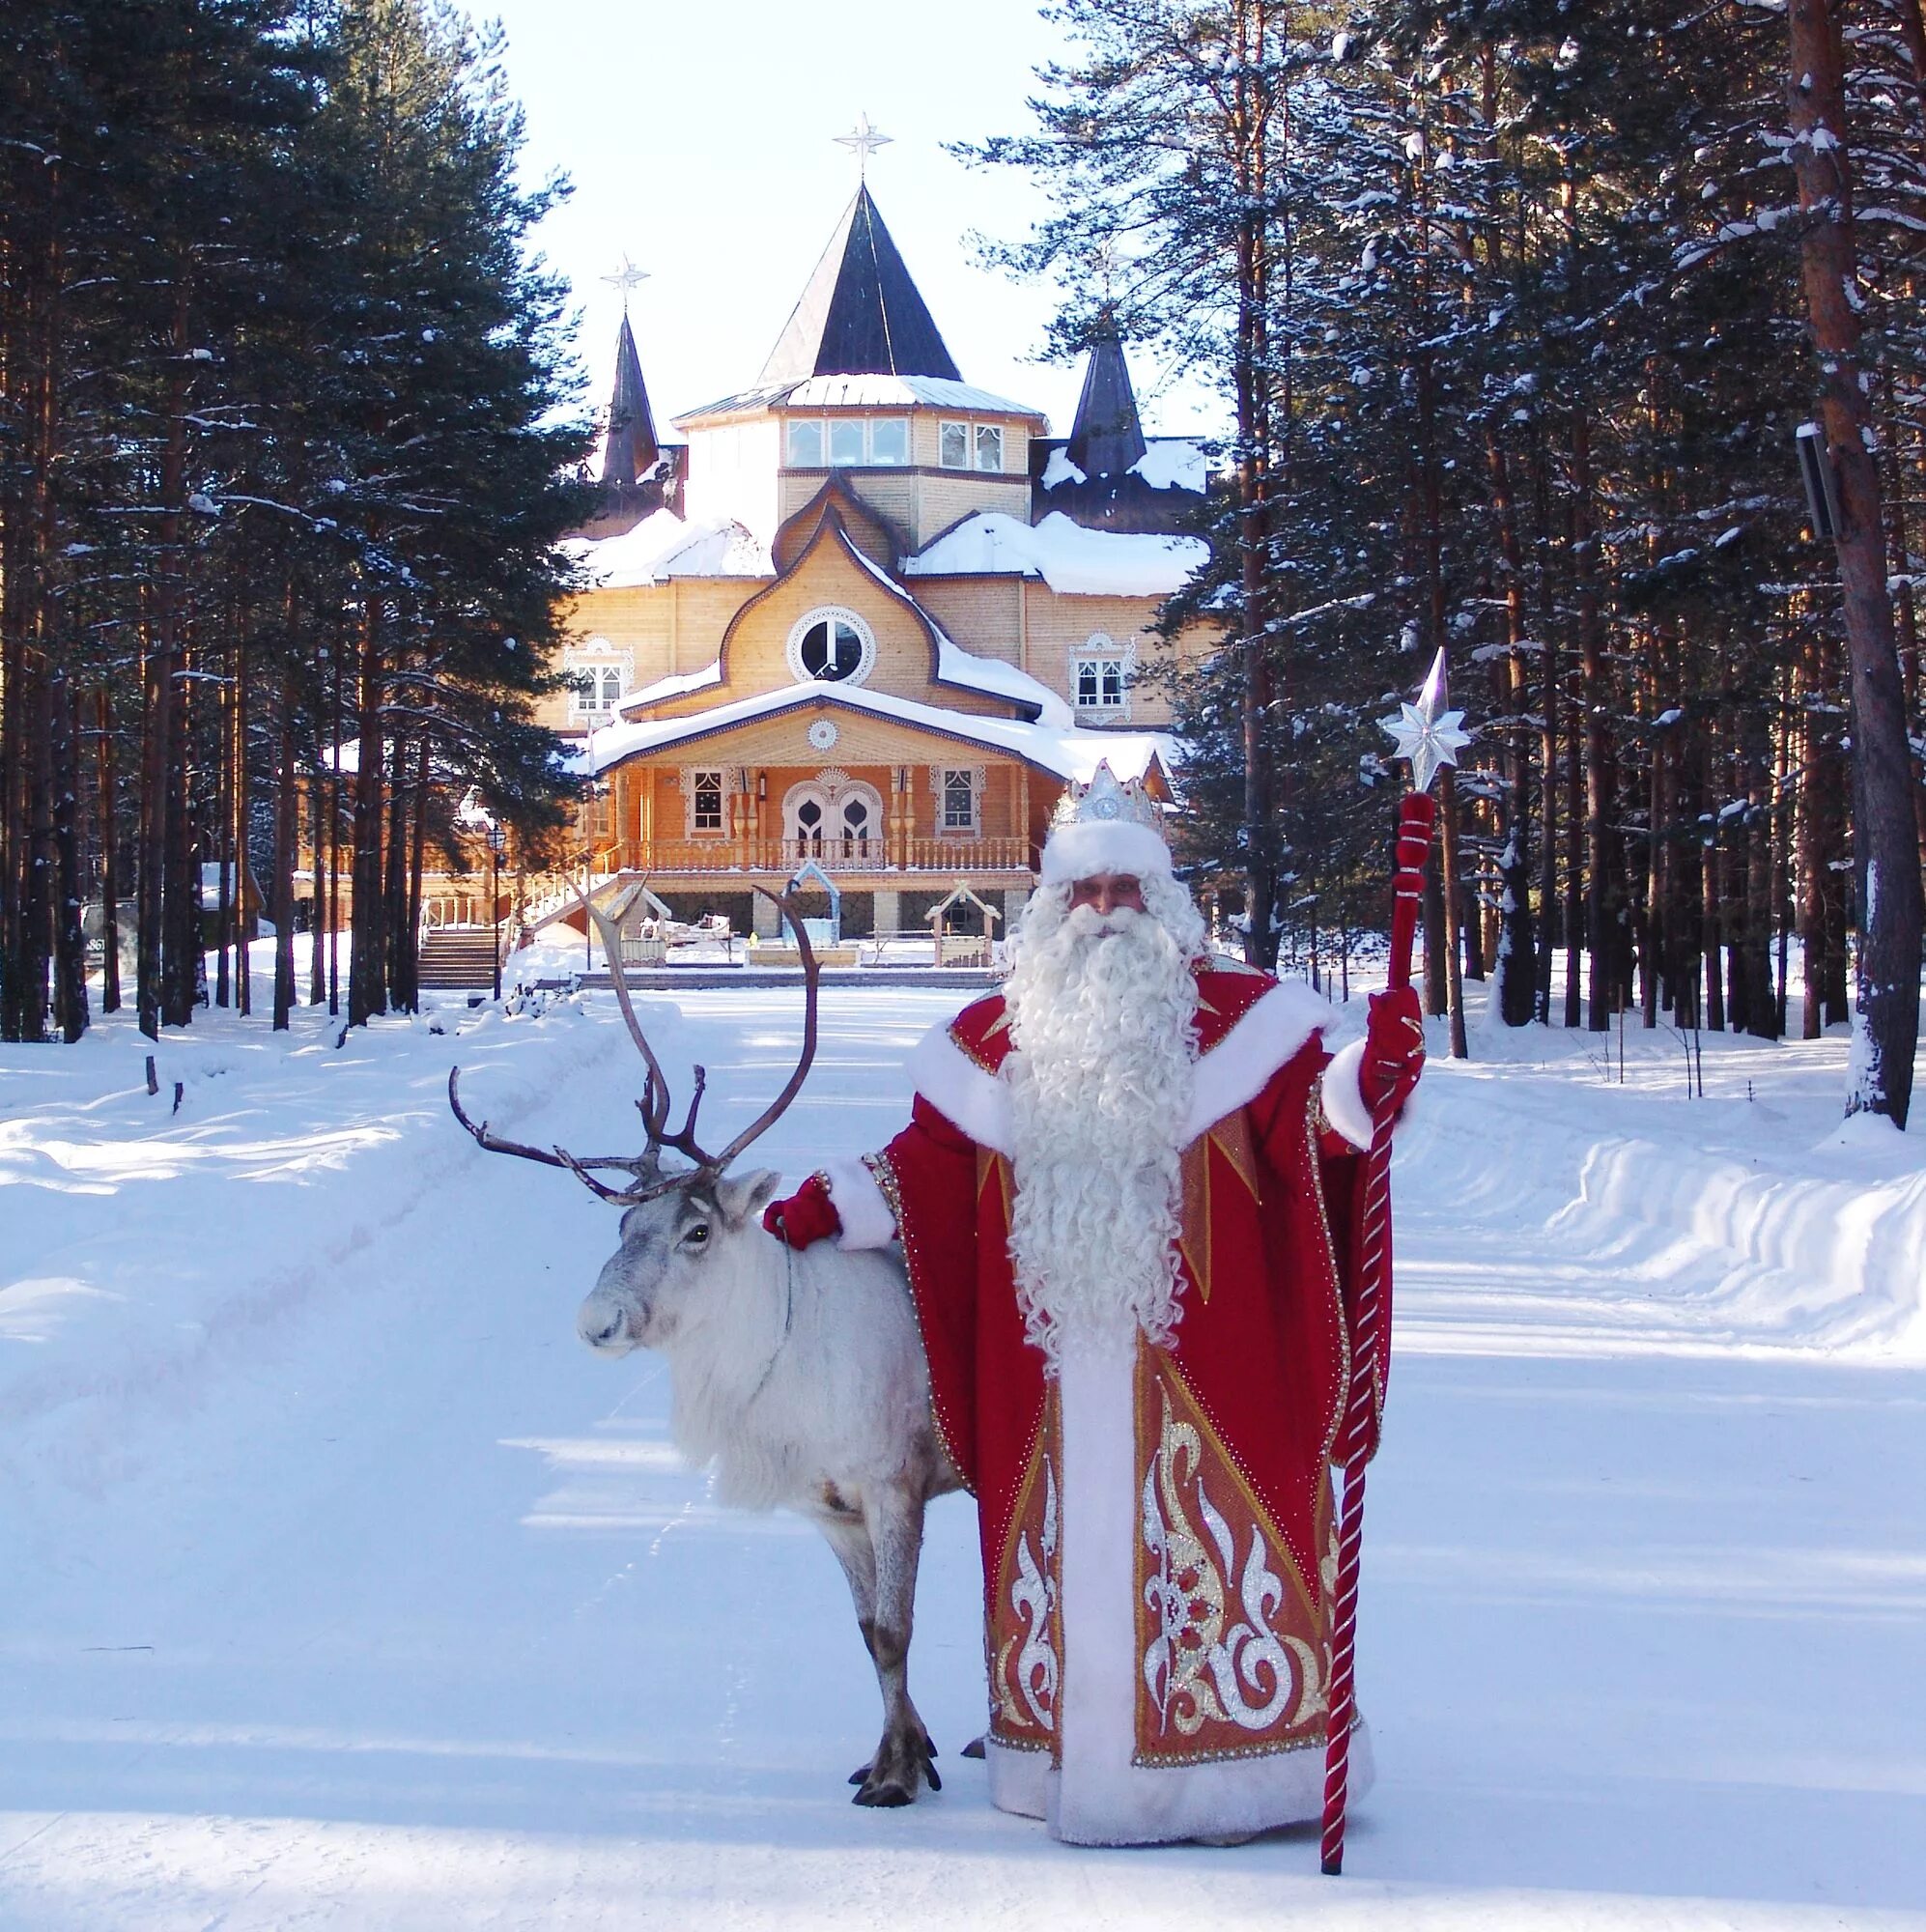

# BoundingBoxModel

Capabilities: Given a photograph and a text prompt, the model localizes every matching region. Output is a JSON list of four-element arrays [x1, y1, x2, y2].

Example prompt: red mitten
[[1362, 985, 1426, 1118], [762, 1174, 841, 1249]]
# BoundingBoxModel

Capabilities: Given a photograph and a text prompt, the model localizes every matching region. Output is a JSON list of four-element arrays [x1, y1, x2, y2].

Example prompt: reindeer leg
[[851, 1480, 938, 1807], [816, 1514, 889, 1788]]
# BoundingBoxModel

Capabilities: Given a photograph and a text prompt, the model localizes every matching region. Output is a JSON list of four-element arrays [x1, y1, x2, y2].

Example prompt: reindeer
[[449, 890, 961, 1807]]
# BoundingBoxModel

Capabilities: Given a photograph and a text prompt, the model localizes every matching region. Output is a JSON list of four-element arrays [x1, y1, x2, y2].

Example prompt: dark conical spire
[[1065, 317, 1147, 479], [760, 185, 962, 384], [603, 312, 661, 487]]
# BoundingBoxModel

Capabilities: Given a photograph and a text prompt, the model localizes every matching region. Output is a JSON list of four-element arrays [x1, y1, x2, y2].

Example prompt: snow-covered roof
[[1039, 438, 1209, 495], [904, 511, 1208, 597], [563, 509, 772, 589], [1128, 440, 1209, 493], [614, 659, 724, 715], [676, 374, 1046, 424], [934, 636, 1071, 724], [614, 637, 1070, 731], [576, 681, 1174, 787]]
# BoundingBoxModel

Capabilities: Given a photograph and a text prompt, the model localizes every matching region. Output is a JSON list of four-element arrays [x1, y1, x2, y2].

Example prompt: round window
[[799, 617, 864, 680], [785, 608, 875, 688]]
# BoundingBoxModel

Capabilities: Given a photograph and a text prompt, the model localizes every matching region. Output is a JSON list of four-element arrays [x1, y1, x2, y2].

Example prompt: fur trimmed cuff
[[822, 1155, 898, 1250], [1320, 1038, 1376, 1151]]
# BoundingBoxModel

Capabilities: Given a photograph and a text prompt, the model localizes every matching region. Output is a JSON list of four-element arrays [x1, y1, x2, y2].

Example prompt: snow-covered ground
[[1, 959, 1922, 1929]]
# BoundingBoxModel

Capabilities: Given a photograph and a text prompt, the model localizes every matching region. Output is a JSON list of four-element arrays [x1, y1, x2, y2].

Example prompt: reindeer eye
[[684, 1223, 710, 1246]]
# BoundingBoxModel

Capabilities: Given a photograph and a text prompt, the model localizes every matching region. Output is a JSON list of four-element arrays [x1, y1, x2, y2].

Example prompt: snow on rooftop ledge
[[1131, 439, 1208, 493], [905, 512, 1207, 597], [1040, 448, 1086, 490], [563, 509, 772, 589], [615, 659, 723, 715]]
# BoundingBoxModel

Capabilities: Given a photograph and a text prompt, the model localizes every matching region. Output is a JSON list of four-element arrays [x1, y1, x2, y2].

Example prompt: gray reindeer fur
[[577, 1166, 962, 1806]]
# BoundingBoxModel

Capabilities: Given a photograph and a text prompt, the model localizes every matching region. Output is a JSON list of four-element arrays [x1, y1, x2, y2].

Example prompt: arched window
[[785, 608, 876, 687], [782, 778, 884, 864]]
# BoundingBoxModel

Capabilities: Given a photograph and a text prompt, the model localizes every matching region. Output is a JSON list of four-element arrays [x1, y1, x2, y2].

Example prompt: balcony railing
[[602, 836, 1033, 876]]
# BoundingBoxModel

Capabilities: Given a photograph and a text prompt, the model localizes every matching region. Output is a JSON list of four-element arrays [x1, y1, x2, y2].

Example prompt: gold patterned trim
[[949, 1017, 1005, 1073], [1158, 1353, 1322, 1634], [859, 1150, 903, 1233]]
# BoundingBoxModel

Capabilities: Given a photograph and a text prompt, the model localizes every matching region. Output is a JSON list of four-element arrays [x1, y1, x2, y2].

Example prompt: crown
[[1049, 760, 1167, 837]]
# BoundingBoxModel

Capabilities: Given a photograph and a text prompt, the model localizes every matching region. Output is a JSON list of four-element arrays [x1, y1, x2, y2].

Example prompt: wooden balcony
[[596, 835, 1034, 878]]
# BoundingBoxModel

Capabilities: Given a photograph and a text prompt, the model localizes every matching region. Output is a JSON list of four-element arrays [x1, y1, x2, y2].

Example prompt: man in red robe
[[766, 763, 1423, 1845]]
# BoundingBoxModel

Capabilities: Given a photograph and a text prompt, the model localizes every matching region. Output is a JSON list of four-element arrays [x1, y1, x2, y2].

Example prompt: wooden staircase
[[417, 924, 501, 990]]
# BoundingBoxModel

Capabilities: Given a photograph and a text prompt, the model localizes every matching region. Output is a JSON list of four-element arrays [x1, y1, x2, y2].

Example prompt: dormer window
[[868, 417, 909, 465], [829, 417, 865, 466], [975, 424, 1005, 472], [940, 421, 969, 469]]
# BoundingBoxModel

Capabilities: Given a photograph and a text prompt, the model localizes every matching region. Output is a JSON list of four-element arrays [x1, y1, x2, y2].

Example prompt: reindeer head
[[448, 885, 819, 1356], [576, 1166, 781, 1354]]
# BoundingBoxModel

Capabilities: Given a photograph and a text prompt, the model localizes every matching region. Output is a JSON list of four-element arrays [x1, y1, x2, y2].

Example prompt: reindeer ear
[[712, 1168, 781, 1228]]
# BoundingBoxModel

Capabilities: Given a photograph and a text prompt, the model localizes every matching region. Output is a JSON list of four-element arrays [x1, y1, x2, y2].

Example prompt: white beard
[[1002, 892, 1201, 1369]]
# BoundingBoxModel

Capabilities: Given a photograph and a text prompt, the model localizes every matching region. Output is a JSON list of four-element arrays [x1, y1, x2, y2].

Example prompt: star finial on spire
[[835, 111, 892, 179], [1380, 648, 1471, 794], [601, 254, 649, 312]]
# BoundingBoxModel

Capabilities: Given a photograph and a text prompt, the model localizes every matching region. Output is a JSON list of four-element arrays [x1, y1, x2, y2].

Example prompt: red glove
[[1361, 985, 1426, 1119], [762, 1174, 842, 1249]]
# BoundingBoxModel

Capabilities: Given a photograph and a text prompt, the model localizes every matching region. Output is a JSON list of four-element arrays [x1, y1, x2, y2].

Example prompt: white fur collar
[[909, 978, 1336, 1156]]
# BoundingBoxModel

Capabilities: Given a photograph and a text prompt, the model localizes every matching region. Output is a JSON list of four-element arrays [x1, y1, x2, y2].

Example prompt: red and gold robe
[[825, 961, 1384, 1844]]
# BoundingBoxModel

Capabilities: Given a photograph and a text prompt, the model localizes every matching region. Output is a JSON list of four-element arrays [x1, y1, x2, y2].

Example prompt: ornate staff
[[1321, 648, 1468, 1876]]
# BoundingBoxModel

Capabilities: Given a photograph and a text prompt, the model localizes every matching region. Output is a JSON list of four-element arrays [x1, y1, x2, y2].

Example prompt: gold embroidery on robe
[[1133, 1351, 1328, 1767], [988, 1400, 1060, 1753]]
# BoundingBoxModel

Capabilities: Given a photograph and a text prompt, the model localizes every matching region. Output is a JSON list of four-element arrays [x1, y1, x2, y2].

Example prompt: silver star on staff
[[1381, 647, 1471, 794], [601, 255, 649, 309], [835, 112, 892, 177]]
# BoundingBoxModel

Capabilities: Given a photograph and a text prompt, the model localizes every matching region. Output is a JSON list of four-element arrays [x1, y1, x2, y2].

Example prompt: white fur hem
[[987, 1727, 1373, 1846], [910, 980, 1337, 1158], [1039, 818, 1174, 887], [821, 1156, 897, 1250], [1319, 1039, 1375, 1151]]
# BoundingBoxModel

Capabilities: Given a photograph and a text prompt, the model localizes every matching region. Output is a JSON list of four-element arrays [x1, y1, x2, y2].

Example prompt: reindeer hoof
[[961, 1735, 986, 1760], [851, 1731, 938, 1805]]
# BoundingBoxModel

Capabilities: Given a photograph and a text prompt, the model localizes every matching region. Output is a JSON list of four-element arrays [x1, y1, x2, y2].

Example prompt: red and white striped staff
[[1321, 648, 1468, 1877]]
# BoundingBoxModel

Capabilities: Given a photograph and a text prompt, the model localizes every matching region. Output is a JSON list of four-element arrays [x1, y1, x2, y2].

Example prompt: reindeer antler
[[446, 1066, 663, 1202], [447, 884, 822, 1206]]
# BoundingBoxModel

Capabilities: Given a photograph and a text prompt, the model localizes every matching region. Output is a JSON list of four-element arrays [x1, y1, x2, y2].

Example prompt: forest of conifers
[[982, 0, 1925, 1124], [4, 0, 1924, 1125], [0, 0, 588, 1046]]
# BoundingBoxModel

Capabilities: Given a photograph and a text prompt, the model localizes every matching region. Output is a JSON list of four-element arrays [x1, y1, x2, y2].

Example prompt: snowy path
[[1, 986, 1922, 1928]]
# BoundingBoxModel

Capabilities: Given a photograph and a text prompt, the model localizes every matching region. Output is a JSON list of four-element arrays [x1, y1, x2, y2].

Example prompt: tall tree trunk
[[49, 671, 88, 1041], [1573, 412, 1616, 1031], [1786, 0, 1925, 1125], [162, 636, 200, 1028], [1485, 440, 1537, 1024], [349, 592, 385, 1026], [95, 689, 121, 1013], [272, 667, 298, 1030], [235, 627, 252, 1016]]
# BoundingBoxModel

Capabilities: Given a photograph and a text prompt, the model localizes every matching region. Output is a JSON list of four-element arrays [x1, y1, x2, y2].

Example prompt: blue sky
[[461, 0, 1218, 445]]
